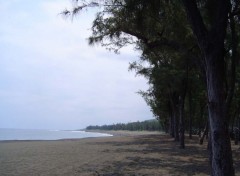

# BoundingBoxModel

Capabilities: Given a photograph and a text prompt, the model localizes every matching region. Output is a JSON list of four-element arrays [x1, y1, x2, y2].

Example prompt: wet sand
[[0, 131, 239, 176]]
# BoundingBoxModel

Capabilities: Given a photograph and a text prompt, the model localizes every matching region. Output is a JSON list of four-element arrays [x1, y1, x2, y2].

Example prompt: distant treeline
[[86, 119, 162, 131]]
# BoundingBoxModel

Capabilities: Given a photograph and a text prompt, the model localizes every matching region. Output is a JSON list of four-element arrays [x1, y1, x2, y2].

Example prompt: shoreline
[[0, 129, 114, 142], [0, 130, 163, 142], [85, 129, 165, 137], [0, 132, 239, 176]]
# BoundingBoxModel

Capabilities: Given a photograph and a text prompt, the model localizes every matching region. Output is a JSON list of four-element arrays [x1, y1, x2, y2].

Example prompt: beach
[[0, 131, 239, 176]]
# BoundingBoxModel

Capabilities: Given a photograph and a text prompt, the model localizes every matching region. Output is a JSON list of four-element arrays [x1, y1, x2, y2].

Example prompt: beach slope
[[0, 131, 239, 176]]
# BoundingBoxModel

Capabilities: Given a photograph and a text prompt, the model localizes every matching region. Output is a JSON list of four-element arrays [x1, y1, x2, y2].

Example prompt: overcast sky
[[0, 0, 152, 130]]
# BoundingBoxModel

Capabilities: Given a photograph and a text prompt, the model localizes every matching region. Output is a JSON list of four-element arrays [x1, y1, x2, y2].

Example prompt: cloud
[[0, 0, 152, 130]]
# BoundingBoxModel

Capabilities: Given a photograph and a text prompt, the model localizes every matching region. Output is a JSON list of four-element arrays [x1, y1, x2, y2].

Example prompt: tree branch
[[181, 0, 208, 50]]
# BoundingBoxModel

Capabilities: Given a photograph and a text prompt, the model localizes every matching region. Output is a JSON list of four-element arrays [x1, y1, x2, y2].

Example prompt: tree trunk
[[226, 14, 237, 116], [168, 105, 175, 137], [188, 89, 193, 139], [234, 127, 238, 145], [171, 94, 179, 141], [238, 117, 240, 143], [199, 120, 208, 145], [208, 134, 213, 174], [174, 108, 179, 142], [170, 93, 179, 141], [198, 105, 204, 138], [182, 0, 235, 175], [164, 119, 168, 133], [235, 117, 240, 145], [206, 118, 209, 139], [179, 94, 186, 149], [170, 114, 175, 138], [206, 52, 234, 176]]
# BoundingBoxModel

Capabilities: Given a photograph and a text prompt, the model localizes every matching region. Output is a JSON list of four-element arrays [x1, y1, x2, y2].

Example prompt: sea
[[0, 128, 112, 141]]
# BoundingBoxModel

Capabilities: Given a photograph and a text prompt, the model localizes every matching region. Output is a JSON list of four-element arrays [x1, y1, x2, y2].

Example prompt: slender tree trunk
[[238, 117, 240, 143], [226, 13, 237, 116], [238, 116, 240, 142], [199, 120, 208, 145], [174, 107, 179, 142], [168, 104, 174, 137], [206, 118, 209, 139], [188, 89, 193, 139], [164, 119, 168, 133], [182, 0, 235, 175], [198, 105, 204, 138], [235, 117, 240, 145], [170, 93, 179, 140], [179, 94, 186, 149], [170, 114, 175, 137], [171, 94, 179, 141], [206, 52, 234, 176], [198, 125, 202, 138], [168, 103, 175, 137], [234, 127, 238, 145], [231, 115, 236, 139], [208, 133, 213, 175]]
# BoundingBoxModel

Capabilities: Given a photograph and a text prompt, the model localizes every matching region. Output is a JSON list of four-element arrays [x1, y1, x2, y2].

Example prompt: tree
[[62, 0, 240, 175], [181, 1, 235, 175]]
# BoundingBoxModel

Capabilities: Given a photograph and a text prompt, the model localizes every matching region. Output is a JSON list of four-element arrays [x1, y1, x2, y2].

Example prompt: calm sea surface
[[0, 128, 112, 141]]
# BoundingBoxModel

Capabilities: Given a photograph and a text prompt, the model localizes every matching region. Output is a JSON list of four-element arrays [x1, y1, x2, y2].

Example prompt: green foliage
[[62, 0, 207, 134], [62, 0, 240, 138], [86, 119, 163, 131]]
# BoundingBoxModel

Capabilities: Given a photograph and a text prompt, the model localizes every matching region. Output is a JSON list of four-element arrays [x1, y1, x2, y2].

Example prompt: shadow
[[110, 156, 209, 176], [89, 134, 211, 175]]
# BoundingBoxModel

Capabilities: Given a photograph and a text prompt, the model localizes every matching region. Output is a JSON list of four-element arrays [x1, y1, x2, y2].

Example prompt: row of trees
[[86, 119, 162, 131], [63, 0, 240, 175]]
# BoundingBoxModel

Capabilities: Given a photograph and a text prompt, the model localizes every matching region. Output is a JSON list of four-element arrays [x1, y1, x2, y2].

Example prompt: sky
[[0, 0, 152, 130]]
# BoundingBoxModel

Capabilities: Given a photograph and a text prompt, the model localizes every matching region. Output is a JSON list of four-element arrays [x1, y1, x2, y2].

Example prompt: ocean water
[[0, 128, 112, 141]]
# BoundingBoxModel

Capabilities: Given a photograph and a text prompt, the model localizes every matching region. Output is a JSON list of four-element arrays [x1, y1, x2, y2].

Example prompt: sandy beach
[[0, 131, 239, 176]]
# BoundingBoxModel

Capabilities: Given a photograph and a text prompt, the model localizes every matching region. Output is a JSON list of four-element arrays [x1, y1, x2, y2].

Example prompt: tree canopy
[[63, 0, 240, 175]]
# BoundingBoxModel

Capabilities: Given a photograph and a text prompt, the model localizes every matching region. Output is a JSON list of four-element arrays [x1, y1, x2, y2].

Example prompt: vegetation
[[86, 119, 162, 131], [62, 1, 240, 175]]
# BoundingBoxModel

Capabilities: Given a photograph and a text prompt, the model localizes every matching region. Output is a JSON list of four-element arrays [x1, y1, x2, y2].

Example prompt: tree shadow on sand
[[90, 135, 213, 176]]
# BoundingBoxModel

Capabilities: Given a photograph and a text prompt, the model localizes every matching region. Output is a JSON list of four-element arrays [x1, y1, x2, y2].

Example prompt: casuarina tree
[[62, 0, 240, 175]]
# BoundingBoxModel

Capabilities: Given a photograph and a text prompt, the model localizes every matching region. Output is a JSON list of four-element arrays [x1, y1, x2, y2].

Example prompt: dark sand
[[0, 131, 239, 176]]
